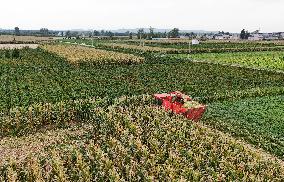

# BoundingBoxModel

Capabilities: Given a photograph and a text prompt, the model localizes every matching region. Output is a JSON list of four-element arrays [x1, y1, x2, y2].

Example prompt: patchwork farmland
[[1, 38, 284, 181]]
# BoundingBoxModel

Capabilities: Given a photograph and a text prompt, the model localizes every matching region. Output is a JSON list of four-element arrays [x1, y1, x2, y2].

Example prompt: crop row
[[41, 44, 144, 65], [98, 42, 284, 54], [1, 95, 284, 181], [203, 95, 284, 159], [117, 39, 282, 49], [0, 97, 109, 138], [59, 39, 284, 54], [185, 51, 284, 71], [1, 48, 284, 111]]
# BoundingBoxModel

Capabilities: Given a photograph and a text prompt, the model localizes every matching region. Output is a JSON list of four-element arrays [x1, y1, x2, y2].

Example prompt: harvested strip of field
[[42, 44, 144, 65], [0, 35, 55, 43], [0, 44, 38, 49], [0, 95, 284, 181]]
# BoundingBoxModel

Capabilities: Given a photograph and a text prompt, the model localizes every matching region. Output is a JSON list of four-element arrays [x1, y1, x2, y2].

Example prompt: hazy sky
[[1, 0, 283, 32]]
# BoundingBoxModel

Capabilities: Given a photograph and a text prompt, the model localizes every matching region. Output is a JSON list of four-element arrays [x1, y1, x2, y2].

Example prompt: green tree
[[162, 31, 167, 38], [245, 31, 250, 39], [14, 27, 20, 36], [100, 30, 105, 36], [185, 32, 196, 39], [137, 28, 145, 39], [240, 29, 250, 39], [168, 28, 180, 38], [148, 27, 154, 39], [40, 28, 49, 36], [105, 31, 114, 38], [129, 32, 133, 39], [240, 29, 246, 39], [65, 31, 71, 39], [93, 30, 100, 36]]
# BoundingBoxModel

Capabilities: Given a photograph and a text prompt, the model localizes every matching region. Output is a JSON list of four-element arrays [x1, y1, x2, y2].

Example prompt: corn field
[[1, 41, 284, 181], [0, 95, 284, 181], [95, 42, 284, 54], [41, 44, 144, 65]]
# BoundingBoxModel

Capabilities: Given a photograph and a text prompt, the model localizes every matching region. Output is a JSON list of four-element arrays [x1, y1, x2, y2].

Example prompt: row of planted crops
[[61, 39, 284, 54], [1, 44, 284, 181], [1, 95, 284, 181], [185, 51, 284, 71], [1, 47, 284, 111], [114, 39, 284, 49], [42, 44, 144, 65]]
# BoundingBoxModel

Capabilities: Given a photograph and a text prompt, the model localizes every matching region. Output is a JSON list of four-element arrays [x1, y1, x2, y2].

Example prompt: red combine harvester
[[154, 91, 207, 121]]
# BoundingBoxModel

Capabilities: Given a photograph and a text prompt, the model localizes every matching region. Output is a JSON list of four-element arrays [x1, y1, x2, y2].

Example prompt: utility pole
[[92, 30, 94, 47], [140, 34, 142, 47], [188, 38, 191, 60]]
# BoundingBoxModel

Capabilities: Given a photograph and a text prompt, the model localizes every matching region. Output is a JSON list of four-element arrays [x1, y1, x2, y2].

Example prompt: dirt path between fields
[[0, 44, 39, 49]]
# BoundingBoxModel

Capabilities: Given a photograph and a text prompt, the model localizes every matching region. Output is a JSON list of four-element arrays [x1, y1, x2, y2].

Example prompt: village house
[[191, 39, 200, 45], [214, 34, 226, 40], [263, 33, 279, 40], [230, 33, 240, 40], [205, 35, 214, 39], [213, 33, 239, 40], [281, 32, 284, 39], [273, 32, 284, 40], [248, 33, 264, 41]]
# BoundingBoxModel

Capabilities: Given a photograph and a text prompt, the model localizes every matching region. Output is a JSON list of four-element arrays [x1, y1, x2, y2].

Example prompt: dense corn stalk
[[41, 44, 144, 65], [0, 95, 284, 181]]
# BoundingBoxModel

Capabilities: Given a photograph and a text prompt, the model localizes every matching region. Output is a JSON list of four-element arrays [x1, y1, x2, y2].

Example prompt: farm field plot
[[117, 39, 284, 49], [0, 44, 38, 49], [1, 95, 284, 181], [60, 39, 182, 54], [0, 35, 55, 44], [99, 42, 178, 54], [1, 44, 284, 181], [2, 0, 284, 179], [42, 44, 144, 65], [61, 39, 284, 54], [0, 48, 284, 112], [203, 95, 284, 159], [183, 51, 284, 71]]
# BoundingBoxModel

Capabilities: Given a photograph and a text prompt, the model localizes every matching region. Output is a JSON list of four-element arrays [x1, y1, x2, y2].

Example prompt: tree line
[[5, 26, 254, 40]]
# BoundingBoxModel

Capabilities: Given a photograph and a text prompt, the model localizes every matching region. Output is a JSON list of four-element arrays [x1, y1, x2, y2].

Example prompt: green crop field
[[182, 51, 284, 71], [1, 41, 284, 181], [203, 95, 284, 159], [115, 39, 284, 49], [61, 39, 284, 54], [0, 47, 283, 111]]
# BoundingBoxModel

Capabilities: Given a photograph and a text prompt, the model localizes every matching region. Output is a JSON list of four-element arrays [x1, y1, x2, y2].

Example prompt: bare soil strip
[[0, 44, 39, 49]]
